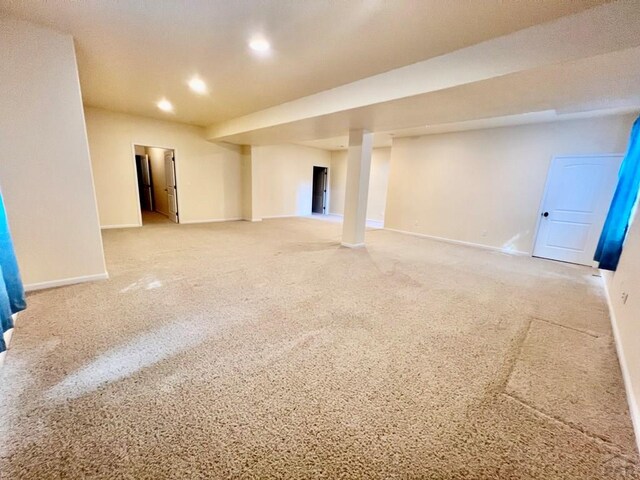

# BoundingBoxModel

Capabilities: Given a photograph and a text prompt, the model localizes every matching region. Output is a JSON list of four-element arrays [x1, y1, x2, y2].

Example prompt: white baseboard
[[24, 272, 109, 292], [180, 217, 243, 225], [601, 271, 640, 453], [384, 227, 529, 256], [326, 213, 384, 228], [261, 214, 300, 219], [101, 224, 141, 230], [341, 242, 365, 248]]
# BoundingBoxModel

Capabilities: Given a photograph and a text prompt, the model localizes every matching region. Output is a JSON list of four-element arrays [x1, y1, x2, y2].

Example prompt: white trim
[[179, 217, 243, 225], [130, 144, 144, 228], [24, 272, 109, 292], [384, 228, 529, 256], [366, 219, 384, 229], [341, 242, 365, 248], [312, 164, 331, 216], [101, 224, 142, 230], [601, 271, 640, 453], [261, 214, 300, 219], [324, 213, 385, 228]]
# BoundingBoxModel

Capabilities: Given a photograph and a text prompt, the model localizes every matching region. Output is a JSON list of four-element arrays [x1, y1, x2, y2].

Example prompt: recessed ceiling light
[[249, 38, 271, 53], [188, 77, 207, 95], [157, 99, 173, 112]]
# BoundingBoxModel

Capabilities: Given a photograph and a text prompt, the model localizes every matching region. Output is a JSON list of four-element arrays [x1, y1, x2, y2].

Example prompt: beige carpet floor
[[141, 210, 173, 225], [0, 217, 638, 479]]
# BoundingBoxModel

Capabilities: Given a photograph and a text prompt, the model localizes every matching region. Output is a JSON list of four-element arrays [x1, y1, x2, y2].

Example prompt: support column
[[342, 129, 373, 248], [241, 145, 261, 222]]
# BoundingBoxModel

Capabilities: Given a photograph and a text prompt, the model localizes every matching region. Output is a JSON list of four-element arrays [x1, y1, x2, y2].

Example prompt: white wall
[[603, 202, 640, 451], [330, 147, 391, 223], [251, 144, 331, 218], [385, 115, 637, 253], [0, 17, 106, 289], [85, 107, 243, 226]]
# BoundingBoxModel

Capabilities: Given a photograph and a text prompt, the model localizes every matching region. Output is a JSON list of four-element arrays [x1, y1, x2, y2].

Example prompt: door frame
[[311, 165, 329, 215], [130, 143, 181, 225], [531, 153, 623, 262]]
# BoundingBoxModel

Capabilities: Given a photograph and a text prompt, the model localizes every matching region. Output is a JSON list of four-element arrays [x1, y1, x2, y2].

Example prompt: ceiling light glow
[[157, 99, 173, 112], [249, 38, 271, 53], [188, 77, 208, 94]]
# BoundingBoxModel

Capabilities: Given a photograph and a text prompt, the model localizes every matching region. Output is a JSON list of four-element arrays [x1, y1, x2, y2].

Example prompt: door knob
[[542, 212, 549, 217]]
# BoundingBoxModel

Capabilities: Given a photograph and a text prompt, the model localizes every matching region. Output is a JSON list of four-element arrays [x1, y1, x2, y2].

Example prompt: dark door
[[135, 154, 154, 211], [312, 166, 327, 214]]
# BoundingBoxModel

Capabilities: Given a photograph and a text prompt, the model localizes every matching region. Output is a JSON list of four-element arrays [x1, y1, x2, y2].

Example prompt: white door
[[533, 155, 622, 266], [164, 150, 179, 223]]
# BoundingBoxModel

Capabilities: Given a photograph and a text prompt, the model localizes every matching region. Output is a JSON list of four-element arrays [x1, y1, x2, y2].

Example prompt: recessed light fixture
[[157, 99, 173, 112], [249, 37, 271, 53], [188, 77, 208, 95]]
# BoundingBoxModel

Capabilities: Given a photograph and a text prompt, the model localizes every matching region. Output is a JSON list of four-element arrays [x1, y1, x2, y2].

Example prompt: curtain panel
[[595, 116, 640, 271], [0, 190, 26, 353]]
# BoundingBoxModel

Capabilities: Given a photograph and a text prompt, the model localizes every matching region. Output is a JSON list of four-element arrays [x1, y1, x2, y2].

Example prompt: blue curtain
[[0, 190, 26, 353], [595, 116, 640, 271]]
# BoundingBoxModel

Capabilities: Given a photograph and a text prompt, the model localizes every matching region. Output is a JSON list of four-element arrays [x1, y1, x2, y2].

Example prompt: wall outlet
[[622, 292, 629, 305]]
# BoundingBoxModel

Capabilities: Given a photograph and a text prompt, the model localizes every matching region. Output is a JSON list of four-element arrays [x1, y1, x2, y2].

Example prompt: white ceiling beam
[[206, 0, 640, 143]]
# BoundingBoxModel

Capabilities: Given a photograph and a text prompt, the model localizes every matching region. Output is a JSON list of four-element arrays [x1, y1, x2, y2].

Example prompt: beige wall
[[85, 107, 243, 226], [385, 115, 636, 253], [330, 147, 391, 223], [251, 144, 331, 218], [145, 147, 169, 216], [604, 203, 640, 449], [0, 17, 106, 289]]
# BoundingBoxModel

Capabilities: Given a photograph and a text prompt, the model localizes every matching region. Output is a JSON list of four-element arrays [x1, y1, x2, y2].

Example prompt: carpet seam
[[500, 316, 636, 463], [496, 316, 534, 393], [501, 391, 637, 465], [531, 316, 603, 339]]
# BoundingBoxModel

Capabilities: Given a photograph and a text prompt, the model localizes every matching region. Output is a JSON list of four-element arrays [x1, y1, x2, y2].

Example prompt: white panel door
[[164, 150, 178, 223], [533, 155, 622, 265]]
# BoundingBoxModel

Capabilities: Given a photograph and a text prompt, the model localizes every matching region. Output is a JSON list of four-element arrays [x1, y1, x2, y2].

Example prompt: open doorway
[[134, 145, 179, 225], [312, 166, 328, 214]]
